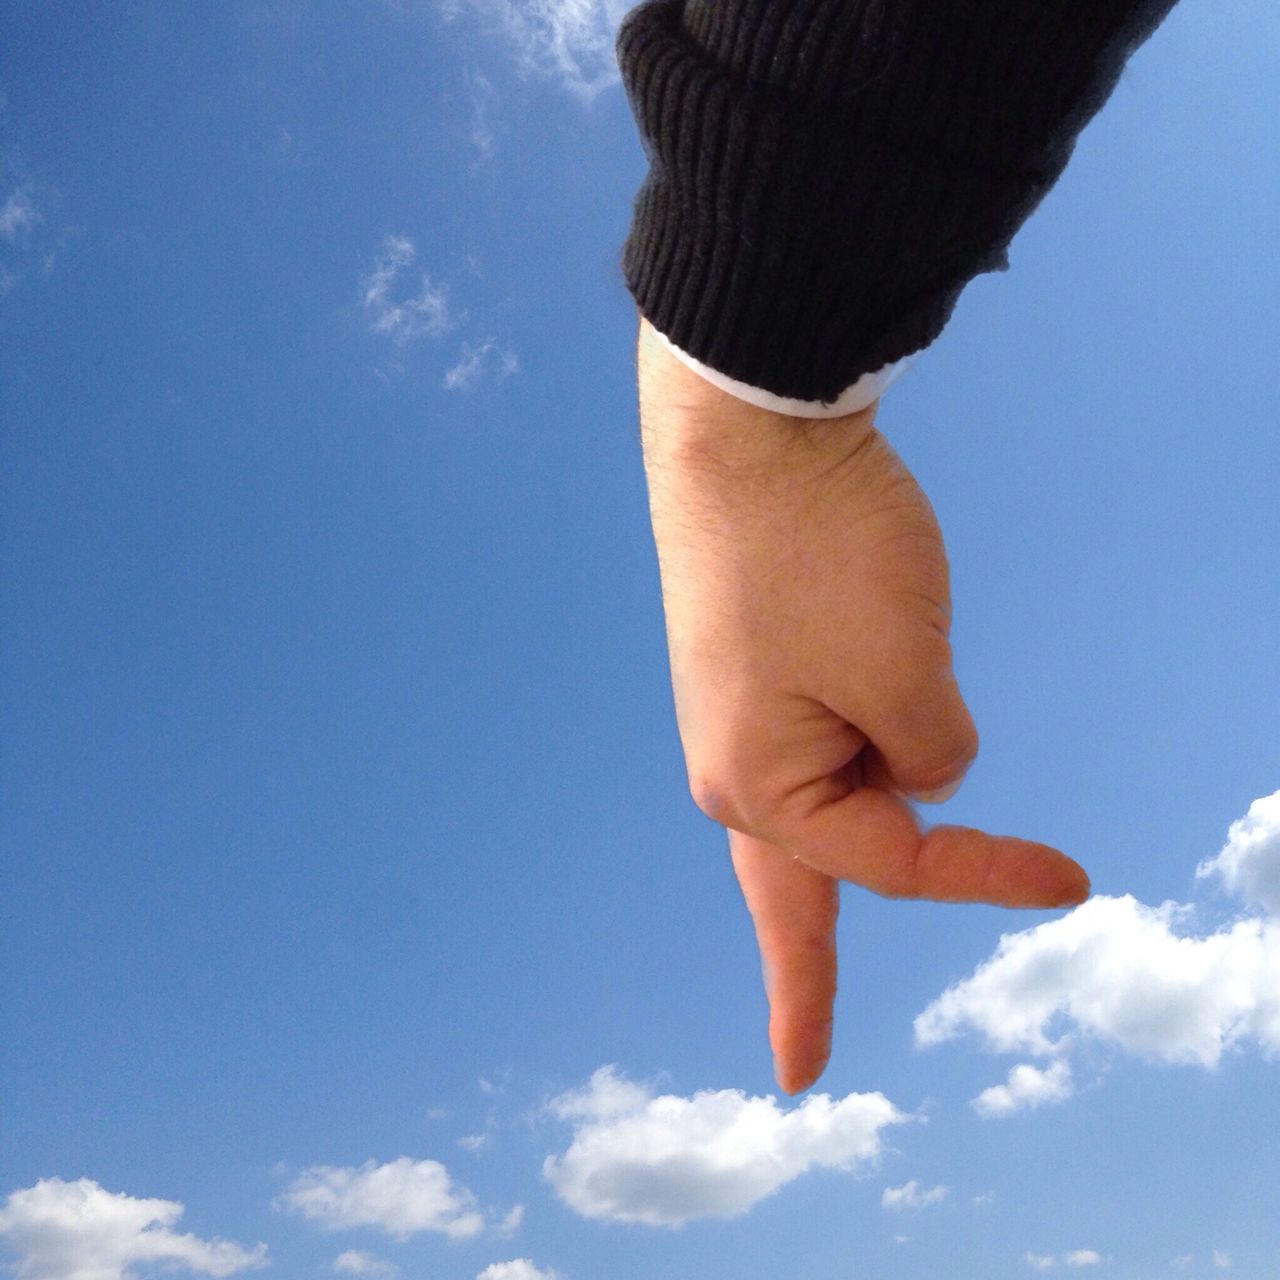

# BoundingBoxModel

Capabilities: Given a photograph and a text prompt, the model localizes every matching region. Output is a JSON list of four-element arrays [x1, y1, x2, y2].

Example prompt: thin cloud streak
[[443, 339, 519, 391]]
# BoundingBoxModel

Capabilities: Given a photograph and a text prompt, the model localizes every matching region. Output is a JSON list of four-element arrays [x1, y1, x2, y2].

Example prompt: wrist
[[636, 317, 880, 490]]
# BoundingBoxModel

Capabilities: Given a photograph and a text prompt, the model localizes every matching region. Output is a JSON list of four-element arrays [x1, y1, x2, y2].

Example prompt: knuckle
[[686, 754, 780, 833]]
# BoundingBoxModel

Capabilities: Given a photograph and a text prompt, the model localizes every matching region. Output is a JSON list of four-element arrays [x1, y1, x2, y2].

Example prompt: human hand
[[635, 317, 1089, 1094]]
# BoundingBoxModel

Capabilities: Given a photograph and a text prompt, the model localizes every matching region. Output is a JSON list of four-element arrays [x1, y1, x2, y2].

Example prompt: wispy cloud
[[0, 1177, 267, 1280], [467, 69, 499, 161], [333, 1250, 398, 1278], [277, 1157, 485, 1242], [443, 339, 519, 391], [443, 0, 629, 101], [542, 1064, 907, 1228], [476, 1261, 558, 1280], [881, 1180, 948, 1210], [916, 790, 1280, 1073], [361, 235, 457, 347], [1026, 1250, 1103, 1270], [359, 235, 517, 387], [0, 185, 40, 241], [1064, 1250, 1103, 1267], [1213, 1250, 1231, 1269], [972, 1060, 1074, 1118]]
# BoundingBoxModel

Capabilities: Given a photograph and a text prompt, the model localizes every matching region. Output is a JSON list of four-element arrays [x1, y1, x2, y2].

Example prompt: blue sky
[[1, 2, 1278, 1279]]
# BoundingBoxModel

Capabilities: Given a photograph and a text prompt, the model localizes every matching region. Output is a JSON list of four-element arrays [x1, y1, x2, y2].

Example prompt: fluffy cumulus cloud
[[971, 1060, 1074, 1118], [360, 235, 456, 347], [277, 1157, 484, 1241], [475, 1261, 559, 1280], [1196, 790, 1280, 916], [332, 1250, 398, 1277], [448, 0, 630, 100], [541, 1065, 906, 1228], [916, 895, 1280, 1068], [881, 1180, 948, 1210], [0, 1178, 266, 1280], [915, 792, 1280, 1074]]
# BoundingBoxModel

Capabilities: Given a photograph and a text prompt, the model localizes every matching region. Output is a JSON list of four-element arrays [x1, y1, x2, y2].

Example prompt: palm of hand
[[636, 319, 1088, 1093]]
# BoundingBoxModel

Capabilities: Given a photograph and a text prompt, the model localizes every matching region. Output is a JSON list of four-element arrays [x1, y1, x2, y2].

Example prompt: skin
[[635, 316, 1089, 1095]]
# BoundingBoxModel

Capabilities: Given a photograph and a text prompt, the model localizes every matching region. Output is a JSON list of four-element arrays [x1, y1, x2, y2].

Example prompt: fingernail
[[912, 775, 964, 805]]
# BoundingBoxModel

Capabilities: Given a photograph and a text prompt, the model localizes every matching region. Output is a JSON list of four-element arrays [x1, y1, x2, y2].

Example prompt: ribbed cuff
[[617, 0, 1179, 404]]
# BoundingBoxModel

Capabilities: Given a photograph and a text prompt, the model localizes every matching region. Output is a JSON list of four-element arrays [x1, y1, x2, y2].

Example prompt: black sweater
[[617, 0, 1181, 408]]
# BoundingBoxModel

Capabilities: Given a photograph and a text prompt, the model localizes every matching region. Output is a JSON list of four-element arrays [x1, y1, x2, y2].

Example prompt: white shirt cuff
[[651, 325, 917, 419]]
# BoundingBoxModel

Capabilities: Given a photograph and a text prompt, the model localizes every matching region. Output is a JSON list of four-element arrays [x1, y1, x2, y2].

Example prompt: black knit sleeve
[[617, 0, 1180, 405]]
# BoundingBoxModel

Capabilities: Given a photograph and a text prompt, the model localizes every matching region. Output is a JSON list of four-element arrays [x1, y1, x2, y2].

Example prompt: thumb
[[837, 637, 980, 803]]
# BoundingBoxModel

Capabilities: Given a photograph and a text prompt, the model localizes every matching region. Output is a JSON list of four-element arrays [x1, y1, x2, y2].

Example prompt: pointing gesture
[[635, 317, 1089, 1093]]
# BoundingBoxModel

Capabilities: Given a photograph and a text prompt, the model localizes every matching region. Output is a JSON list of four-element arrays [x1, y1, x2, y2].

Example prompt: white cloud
[[972, 1061, 1074, 1118], [453, 0, 630, 101], [277, 1157, 484, 1241], [1, 186, 39, 241], [360, 235, 456, 346], [1025, 1253, 1100, 1271], [973, 1192, 996, 1206], [496, 1204, 524, 1236], [542, 1065, 906, 1228], [881, 1180, 948, 1210], [458, 1133, 490, 1153], [333, 1250, 398, 1278], [544, 1064, 654, 1122], [476, 1261, 558, 1280], [0, 1178, 267, 1280], [1197, 790, 1280, 916], [467, 69, 498, 160], [917, 794, 1280, 1074], [358, 237, 514, 386], [1172, 1255, 1194, 1268], [442, 339, 519, 391], [1213, 1250, 1231, 1269], [916, 893, 1280, 1069]]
